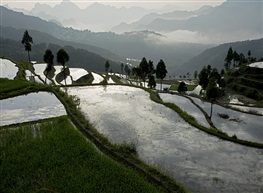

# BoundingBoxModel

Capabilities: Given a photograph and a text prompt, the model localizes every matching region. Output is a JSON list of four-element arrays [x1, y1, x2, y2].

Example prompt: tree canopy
[[156, 59, 167, 90], [21, 30, 33, 63], [43, 49, 54, 84], [105, 60, 110, 73], [57, 49, 69, 85]]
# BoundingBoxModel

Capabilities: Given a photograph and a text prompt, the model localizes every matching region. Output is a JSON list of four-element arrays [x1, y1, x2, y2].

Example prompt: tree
[[220, 69, 225, 77], [139, 57, 149, 87], [148, 75, 156, 89], [121, 63, 124, 77], [105, 60, 110, 73], [124, 64, 131, 79], [147, 60, 156, 88], [21, 30, 33, 65], [156, 59, 167, 91], [57, 49, 69, 85], [209, 68, 221, 82], [148, 60, 155, 75], [224, 47, 233, 70], [233, 51, 240, 67], [194, 70, 198, 79], [132, 66, 142, 85], [239, 53, 247, 65], [206, 78, 221, 118], [177, 81, 187, 93], [198, 66, 209, 90], [248, 50, 251, 63], [43, 49, 54, 84], [187, 72, 190, 79]]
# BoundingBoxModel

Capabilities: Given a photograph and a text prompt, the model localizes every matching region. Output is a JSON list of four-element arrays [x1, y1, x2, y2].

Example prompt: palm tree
[[43, 49, 54, 84], [57, 49, 69, 85]]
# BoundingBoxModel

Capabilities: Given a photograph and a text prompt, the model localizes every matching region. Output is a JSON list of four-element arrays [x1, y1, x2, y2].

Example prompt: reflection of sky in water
[[0, 92, 67, 126], [190, 97, 263, 143], [160, 93, 210, 128], [0, 59, 18, 79], [67, 85, 263, 193]]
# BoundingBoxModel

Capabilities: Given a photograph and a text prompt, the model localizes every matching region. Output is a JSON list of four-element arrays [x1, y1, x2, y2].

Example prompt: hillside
[[0, 6, 211, 70], [0, 6, 122, 62], [225, 63, 263, 103], [114, 0, 262, 44], [0, 37, 120, 72], [176, 38, 263, 77]]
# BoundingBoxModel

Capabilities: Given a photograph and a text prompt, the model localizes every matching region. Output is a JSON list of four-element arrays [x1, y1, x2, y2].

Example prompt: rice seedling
[[0, 117, 167, 193]]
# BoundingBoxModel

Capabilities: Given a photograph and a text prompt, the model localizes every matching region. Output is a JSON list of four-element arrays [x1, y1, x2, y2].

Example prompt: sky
[[2, 0, 226, 11]]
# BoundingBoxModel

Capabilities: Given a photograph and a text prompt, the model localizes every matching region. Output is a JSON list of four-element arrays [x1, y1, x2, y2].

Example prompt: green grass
[[0, 117, 166, 193], [0, 78, 32, 93], [0, 78, 39, 99]]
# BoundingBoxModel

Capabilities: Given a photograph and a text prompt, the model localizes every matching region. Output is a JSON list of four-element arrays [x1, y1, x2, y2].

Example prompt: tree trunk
[[28, 51, 33, 77], [210, 102, 213, 119], [160, 79, 163, 91], [63, 65, 67, 85], [27, 51, 31, 64]]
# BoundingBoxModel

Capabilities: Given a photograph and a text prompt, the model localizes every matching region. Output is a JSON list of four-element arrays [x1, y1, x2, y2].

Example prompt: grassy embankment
[[148, 89, 263, 149], [0, 117, 167, 193], [0, 77, 189, 193]]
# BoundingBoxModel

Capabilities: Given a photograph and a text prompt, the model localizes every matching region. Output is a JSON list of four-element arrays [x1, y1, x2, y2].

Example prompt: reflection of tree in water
[[103, 84, 107, 92], [217, 113, 246, 124]]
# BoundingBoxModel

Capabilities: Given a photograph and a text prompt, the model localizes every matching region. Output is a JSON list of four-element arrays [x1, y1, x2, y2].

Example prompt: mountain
[[112, 1, 262, 44], [29, 2, 150, 31], [111, 6, 214, 33], [176, 38, 263, 77], [0, 35, 120, 73], [0, 6, 212, 72], [0, 6, 121, 62]]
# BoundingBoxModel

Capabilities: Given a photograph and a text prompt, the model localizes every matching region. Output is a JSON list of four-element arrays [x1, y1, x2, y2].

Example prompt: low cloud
[[146, 30, 211, 45]]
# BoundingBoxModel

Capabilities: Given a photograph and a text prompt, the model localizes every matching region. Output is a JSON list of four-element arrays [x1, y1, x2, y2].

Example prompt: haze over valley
[[1, 0, 262, 77]]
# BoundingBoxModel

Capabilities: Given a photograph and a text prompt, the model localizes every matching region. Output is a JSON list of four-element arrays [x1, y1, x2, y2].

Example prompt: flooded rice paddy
[[0, 92, 67, 126], [66, 85, 263, 193], [189, 96, 263, 144]]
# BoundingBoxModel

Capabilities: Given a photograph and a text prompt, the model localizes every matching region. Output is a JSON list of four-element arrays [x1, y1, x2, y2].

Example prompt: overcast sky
[[2, 0, 226, 11]]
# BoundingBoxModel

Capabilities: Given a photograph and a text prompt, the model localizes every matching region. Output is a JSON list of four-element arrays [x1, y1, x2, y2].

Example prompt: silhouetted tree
[[194, 70, 198, 79], [248, 50, 251, 62], [21, 30, 33, 64], [121, 63, 124, 77], [124, 64, 131, 79], [206, 78, 221, 118], [225, 47, 233, 70], [148, 75, 156, 89], [233, 51, 240, 67], [187, 72, 190, 79], [132, 66, 142, 86], [139, 57, 149, 87], [177, 81, 187, 93], [43, 49, 54, 84], [156, 59, 167, 90], [57, 49, 69, 85], [198, 66, 209, 90], [148, 60, 155, 75], [105, 60, 110, 73]]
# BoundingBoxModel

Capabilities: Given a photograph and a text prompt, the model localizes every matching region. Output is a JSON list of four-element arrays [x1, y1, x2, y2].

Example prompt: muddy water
[[0, 92, 67, 126], [67, 85, 263, 193]]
